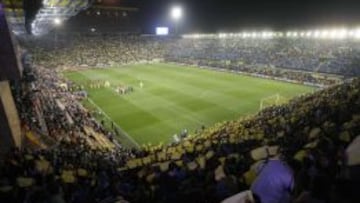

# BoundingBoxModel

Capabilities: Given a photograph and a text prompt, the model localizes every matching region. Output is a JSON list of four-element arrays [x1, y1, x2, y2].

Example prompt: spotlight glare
[[321, 30, 329, 38], [306, 31, 312, 37], [54, 18, 62, 25], [354, 29, 360, 39], [314, 30, 320, 38], [348, 30, 355, 37], [171, 6, 183, 20]]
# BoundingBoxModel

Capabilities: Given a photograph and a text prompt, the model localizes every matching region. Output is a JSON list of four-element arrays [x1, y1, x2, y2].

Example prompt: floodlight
[[337, 29, 347, 39], [261, 32, 267, 38], [320, 30, 329, 38], [171, 6, 182, 20], [348, 30, 355, 37], [330, 30, 337, 38], [355, 29, 360, 38], [219, 33, 227, 38], [292, 32, 298, 37], [314, 30, 320, 38], [300, 32, 305, 37], [306, 31, 312, 37], [54, 18, 62, 25]]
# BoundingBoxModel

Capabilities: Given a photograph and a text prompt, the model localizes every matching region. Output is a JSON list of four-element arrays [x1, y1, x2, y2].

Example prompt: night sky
[[134, 0, 360, 33]]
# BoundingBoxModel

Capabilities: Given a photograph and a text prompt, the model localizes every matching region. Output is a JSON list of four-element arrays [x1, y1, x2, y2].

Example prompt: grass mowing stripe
[[102, 69, 211, 125], [87, 98, 140, 148], [64, 63, 315, 145], [108, 67, 246, 113], [73, 70, 141, 147]]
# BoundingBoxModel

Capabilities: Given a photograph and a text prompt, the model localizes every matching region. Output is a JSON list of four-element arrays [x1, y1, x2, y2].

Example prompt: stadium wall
[[0, 5, 23, 155], [0, 3, 23, 81], [0, 81, 22, 155]]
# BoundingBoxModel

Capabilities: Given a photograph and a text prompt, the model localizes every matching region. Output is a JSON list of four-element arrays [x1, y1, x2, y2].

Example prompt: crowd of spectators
[[13, 62, 125, 152], [2, 34, 358, 202], [19, 34, 168, 68], [20, 34, 360, 86], [166, 37, 360, 78], [1, 69, 359, 202]]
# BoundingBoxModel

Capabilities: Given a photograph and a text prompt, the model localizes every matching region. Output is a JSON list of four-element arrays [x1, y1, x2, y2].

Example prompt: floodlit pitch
[[65, 63, 314, 147]]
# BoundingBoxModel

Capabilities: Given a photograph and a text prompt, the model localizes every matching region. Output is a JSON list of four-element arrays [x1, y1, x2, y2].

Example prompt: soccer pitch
[[64, 63, 314, 147]]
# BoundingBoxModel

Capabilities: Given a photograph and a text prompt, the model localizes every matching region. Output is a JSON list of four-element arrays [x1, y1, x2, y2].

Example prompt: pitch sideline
[[87, 98, 140, 148]]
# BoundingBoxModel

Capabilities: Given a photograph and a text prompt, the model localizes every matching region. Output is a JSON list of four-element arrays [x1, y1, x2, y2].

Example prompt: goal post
[[259, 93, 287, 110]]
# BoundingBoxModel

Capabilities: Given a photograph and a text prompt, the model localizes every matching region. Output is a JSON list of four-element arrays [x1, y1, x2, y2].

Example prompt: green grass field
[[64, 63, 314, 147]]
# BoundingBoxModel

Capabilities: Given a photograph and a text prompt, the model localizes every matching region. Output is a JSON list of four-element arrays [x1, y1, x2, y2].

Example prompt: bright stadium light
[[218, 33, 227, 38], [261, 31, 272, 38], [170, 6, 183, 35], [261, 32, 267, 38], [260, 31, 274, 38], [348, 30, 355, 37], [320, 30, 329, 38], [329, 29, 346, 39], [355, 29, 360, 39], [337, 29, 347, 39], [330, 30, 337, 38], [171, 6, 183, 20], [268, 32, 275, 38], [54, 18, 62, 25], [306, 31, 312, 37], [314, 30, 320, 38]]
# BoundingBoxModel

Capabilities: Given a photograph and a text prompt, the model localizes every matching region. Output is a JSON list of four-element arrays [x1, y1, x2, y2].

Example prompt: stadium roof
[[29, 0, 92, 35], [2, 0, 25, 35], [2, 0, 138, 36]]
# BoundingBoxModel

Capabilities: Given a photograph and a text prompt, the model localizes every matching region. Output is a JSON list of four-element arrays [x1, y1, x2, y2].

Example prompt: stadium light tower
[[54, 18, 62, 26], [171, 6, 182, 21], [170, 6, 183, 35]]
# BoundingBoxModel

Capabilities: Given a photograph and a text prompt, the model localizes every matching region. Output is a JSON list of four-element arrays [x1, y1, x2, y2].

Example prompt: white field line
[[87, 98, 140, 148]]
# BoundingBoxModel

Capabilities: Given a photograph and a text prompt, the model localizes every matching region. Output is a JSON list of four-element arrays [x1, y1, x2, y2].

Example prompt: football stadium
[[0, 0, 359, 203]]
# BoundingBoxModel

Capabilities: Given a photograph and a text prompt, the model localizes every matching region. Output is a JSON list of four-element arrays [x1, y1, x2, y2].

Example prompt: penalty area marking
[[87, 98, 140, 148]]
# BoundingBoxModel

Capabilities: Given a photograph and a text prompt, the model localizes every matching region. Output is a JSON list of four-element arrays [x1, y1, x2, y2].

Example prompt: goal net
[[259, 94, 288, 110]]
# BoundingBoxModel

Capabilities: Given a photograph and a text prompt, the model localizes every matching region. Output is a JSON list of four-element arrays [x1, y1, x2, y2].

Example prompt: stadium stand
[[1, 17, 359, 201], [14, 64, 121, 151], [166, 37, 360, 77], [1, 66, 359, 202], [19, 34, 167, 68], [19, 34, 360, 86], [4, 0, 357, 202]]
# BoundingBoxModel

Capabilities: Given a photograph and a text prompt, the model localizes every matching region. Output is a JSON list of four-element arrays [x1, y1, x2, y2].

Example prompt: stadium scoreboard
[[156, 27, 169, 35]]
